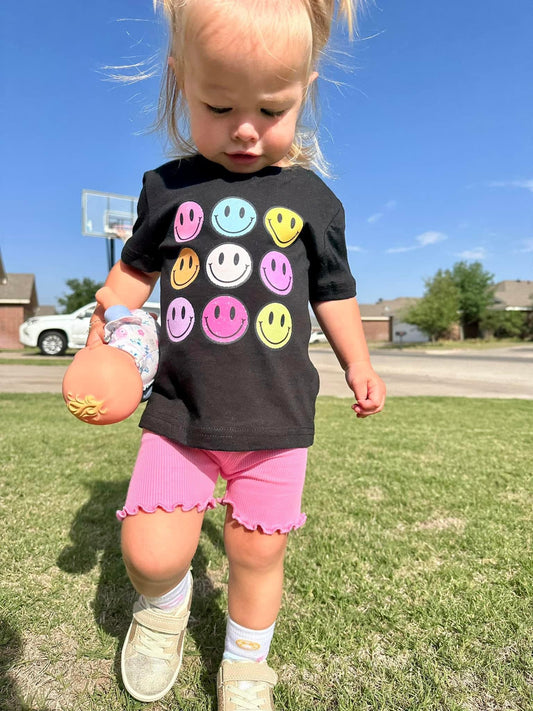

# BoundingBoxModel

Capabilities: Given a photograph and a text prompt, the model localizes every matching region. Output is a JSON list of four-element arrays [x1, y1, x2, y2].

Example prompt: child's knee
[[225, 520, 287, 572], [122, 544, 186, 585], [120, 510, 199, 585]]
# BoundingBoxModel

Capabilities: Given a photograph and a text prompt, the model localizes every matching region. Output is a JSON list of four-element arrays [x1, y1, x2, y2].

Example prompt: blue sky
[[1, 0, 532, 308]]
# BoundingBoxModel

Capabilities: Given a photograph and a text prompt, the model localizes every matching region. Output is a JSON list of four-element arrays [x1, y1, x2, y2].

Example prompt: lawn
[[1, 394, 532, 711]]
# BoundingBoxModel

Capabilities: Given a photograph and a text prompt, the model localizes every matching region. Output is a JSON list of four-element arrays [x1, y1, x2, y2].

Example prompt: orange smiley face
[[171, 247, 200, 290]]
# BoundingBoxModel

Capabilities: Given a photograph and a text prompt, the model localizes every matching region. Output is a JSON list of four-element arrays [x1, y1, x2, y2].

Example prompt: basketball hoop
[[81, 189, 138, 270], [105, 222, 132, 243], [113, 225, 130, 242]]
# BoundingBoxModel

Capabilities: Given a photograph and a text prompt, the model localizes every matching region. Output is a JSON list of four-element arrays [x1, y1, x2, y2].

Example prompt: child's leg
[[224, 507, 287, 630], [120, 509, 203, 703], [219, 447, 307, 661], [217, 508, 290, 711], [122, 507, 204, 598], [117, 432, 221, 702], [216, 448, 307, 710]]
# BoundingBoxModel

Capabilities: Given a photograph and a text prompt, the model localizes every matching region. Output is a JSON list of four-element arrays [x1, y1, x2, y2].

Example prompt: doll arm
[[87, 260, 160, 346], [312, 297, 386, 418]]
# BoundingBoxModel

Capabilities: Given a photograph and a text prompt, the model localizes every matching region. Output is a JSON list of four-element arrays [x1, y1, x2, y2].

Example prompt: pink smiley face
[[174, 201, 204, 242], [166, 297, 195, 342], [202, 296, 248, 344], [260, 251, 293, 295]]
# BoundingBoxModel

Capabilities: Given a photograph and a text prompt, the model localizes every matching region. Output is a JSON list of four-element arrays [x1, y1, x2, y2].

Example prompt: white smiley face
[[206, 244, 253, 288]]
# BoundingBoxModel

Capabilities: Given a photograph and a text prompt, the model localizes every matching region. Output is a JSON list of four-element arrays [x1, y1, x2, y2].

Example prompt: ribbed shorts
[[116, 431, 308, 534]]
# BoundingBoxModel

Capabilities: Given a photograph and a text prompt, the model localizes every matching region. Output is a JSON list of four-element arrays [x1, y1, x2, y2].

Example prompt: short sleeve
[[121, 175, 164, 273], [306, 204, 357, 302]]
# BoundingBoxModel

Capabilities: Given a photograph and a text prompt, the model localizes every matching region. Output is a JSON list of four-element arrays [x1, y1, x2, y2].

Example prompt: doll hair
[[153, 0, 359, 174]]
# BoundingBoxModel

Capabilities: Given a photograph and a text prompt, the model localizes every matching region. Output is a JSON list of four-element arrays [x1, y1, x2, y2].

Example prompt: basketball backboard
[[81, 189, 138, 243]]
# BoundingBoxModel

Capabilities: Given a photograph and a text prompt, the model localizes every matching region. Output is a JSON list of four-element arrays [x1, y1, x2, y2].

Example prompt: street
[[311, 345, 533, 399], [1, 345, 532, 399]]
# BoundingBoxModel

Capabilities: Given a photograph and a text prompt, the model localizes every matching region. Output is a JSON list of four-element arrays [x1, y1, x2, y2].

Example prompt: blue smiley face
[[211, 197, 257, 237]]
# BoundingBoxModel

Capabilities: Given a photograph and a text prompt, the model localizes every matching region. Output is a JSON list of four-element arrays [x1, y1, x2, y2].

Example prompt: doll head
[[62, 339, 143, 425]]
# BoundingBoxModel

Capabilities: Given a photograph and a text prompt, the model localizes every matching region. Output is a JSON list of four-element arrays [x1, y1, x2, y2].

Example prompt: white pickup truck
[[19, 301, 160, 356]]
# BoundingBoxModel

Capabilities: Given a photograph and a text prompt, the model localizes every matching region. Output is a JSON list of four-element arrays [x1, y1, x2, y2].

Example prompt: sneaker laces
[[134, 623, 175, 661], [227, 681, 268, 710]]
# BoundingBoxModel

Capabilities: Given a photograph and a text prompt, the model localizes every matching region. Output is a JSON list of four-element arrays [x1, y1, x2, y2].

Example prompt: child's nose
[[232, 120, 259, 143]]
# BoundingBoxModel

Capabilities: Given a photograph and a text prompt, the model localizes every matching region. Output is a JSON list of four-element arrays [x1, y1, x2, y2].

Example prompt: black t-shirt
[[122, 155, 356, 450]]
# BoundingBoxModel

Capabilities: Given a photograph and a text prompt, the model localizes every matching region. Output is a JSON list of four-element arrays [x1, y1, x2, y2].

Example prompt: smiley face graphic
[[236, 639, 261, 651], [264, 207, 303, 248], [212, 197, 257, 237], [260, 251, 293, 295], [170, 248, 200, 290], [256, 303, 292, 349], [206, 244, 252, 289], [202, 296, 249, 344], [174, 201, 204, 242], [166, 297, 195, 342]]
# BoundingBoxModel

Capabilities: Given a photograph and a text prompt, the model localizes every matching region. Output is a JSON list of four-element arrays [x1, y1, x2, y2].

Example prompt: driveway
[[1, 345, 532, 399]]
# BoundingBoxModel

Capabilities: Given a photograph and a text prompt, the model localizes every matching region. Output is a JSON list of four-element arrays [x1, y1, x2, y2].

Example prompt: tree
[[481, 310, 528, 339], [405, 270, 460, 341], [57, 278, 104, 314], [450, 261, 494, 338]]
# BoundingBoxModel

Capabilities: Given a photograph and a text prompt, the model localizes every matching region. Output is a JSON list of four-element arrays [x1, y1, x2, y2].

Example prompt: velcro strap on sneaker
[[220, 662, 278, 686], [133, 607, 190, 635]]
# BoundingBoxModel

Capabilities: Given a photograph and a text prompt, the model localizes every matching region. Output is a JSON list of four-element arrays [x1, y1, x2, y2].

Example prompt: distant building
[[359, 297, 426, 343], [0, 253, 39, 349], [491, 280, 533, 312]]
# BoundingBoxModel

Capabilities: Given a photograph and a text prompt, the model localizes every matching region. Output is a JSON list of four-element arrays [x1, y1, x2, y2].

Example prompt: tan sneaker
[[217, 659, 278, 711], [121, 571, 192, 702]]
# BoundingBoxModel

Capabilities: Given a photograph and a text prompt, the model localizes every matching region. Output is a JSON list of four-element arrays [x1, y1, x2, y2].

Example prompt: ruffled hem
[[217, 497, 307, 534], [116, 498, 217, 521]]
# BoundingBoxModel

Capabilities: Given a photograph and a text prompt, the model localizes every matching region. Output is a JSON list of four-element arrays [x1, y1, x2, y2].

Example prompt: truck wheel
[[38, 331, 68, 356]]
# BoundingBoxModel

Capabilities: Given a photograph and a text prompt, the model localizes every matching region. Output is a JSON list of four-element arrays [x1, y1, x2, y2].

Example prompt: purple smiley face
[[166, 297, 195, 342], [260, 251, 293, 295], [174, 201, 204, 242], [202, 296, 248, 344]]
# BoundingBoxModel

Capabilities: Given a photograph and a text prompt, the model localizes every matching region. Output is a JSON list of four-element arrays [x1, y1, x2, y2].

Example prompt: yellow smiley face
[[171, 247, 200, 289], [264, 207, 303, 248], [256, 303, 292, 350], [236, 639, 261, 651]]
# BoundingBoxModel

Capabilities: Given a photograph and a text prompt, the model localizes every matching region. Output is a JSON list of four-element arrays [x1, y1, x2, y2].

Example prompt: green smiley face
[[255, 303, 292, 350]]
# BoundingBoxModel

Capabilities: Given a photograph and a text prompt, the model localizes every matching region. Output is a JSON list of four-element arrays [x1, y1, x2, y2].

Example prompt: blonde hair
[[153, 0, 359, 174]]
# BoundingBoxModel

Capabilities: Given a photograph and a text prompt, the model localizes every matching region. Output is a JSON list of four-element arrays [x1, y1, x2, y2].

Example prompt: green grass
[[0, 358, 72, 366], [1, 395, 532, 710], [0, 349, 75, 366]]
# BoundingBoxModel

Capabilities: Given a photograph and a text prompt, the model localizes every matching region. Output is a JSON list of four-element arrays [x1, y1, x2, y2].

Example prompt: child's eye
[[261, 108, 286, 118], [207, 105, 231, 114]]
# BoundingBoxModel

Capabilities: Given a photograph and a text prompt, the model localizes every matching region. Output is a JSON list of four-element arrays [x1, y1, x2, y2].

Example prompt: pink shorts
[[116, 431, 308, 534]]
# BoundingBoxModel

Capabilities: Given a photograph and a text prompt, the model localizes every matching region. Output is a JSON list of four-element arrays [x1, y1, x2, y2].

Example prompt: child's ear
[[308, 70, 319, 86]]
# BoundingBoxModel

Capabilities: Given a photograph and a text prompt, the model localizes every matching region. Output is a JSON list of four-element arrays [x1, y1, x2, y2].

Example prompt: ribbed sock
[[143, 571, 191, 611], [223, 617, 276, 663]]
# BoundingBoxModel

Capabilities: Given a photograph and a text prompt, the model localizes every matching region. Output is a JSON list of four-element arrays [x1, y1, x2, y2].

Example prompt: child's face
[[178, 26, 313, 173]]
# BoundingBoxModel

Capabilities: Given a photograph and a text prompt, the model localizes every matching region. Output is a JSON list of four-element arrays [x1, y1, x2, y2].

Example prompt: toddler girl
[[89, 0, 386, 708]]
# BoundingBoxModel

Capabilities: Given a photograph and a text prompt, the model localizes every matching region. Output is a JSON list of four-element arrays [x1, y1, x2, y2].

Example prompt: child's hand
[[86, 318, 105, 347], [345, 361, 386, 418]]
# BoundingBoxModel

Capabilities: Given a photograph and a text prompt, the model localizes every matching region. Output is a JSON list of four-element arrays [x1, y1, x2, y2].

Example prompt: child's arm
[[88, 260, 160, 345], [312, 297, 386, 418]]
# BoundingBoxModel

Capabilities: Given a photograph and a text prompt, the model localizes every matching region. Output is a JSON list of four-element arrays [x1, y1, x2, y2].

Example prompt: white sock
[[223, 617, 276, 663], [143, 571, 191, 611]]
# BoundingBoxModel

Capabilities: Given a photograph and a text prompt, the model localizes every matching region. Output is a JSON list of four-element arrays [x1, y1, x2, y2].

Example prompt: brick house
[[359, 297, 425, 343], [0, 253, 39, 349]]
